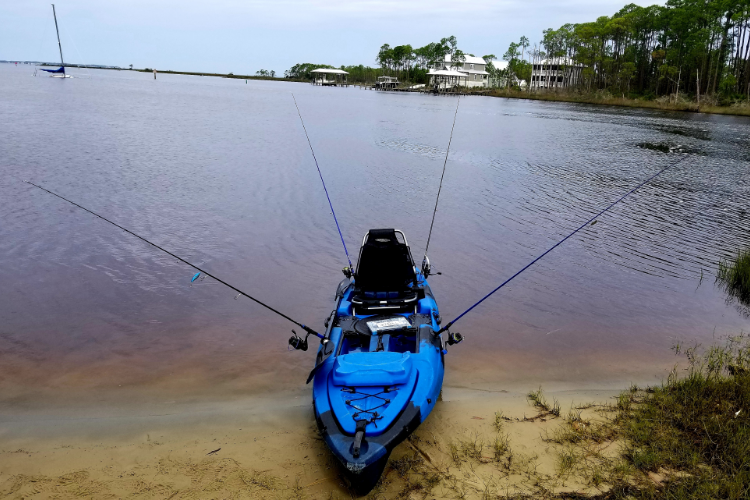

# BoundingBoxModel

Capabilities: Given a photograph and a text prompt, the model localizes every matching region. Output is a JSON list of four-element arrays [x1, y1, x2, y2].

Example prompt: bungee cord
[[292, 94, 354, 271], [437, 153, 691, 334], [22, 180, 323, 338]]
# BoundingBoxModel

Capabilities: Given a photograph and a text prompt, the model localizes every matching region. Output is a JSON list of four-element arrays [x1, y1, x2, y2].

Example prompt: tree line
[[533, 0, 750, 100], [285, 36, 498, 85], [285, 0, 750, 101]]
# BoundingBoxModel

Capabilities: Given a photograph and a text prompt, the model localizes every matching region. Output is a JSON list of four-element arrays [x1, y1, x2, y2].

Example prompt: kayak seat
[[332, 352, 413, 386], [351, 290, 419, 312], [364, 291, 400, 300], [353, 229, 419, 313]]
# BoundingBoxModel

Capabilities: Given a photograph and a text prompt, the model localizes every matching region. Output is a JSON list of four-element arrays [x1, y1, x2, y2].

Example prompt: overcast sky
[[3, 0, 662, 74]]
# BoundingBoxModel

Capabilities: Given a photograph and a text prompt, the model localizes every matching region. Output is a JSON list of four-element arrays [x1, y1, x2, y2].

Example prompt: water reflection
[[0, 64, 749, 403]]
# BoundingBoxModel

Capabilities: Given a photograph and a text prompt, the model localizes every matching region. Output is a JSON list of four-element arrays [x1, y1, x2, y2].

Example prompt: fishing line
[[437, 153, 690, 334], [423, 95, 461, 267], [22, 180, 323, 338], [291, 94, 353, 271]]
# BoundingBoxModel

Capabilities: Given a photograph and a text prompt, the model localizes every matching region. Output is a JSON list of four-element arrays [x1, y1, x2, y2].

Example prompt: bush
[[717, 247, 750, 306]]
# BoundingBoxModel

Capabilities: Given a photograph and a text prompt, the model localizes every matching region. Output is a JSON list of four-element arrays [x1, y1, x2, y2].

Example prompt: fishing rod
[[437, 153, 690, 334], [22, 180, 323, 340], [291, 94, 354, 274], [422, 95, 461, 276]]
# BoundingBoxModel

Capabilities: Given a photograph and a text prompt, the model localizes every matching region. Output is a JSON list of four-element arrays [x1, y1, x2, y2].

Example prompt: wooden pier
[[350, 84, 491, 96]]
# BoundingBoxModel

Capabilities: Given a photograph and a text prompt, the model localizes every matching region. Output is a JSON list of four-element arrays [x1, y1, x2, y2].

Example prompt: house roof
[[427, 69, 469, 77], [460, 69, 489, 75], [311, 68, 349, 74], [537, 58, 582, 66], [444, 54, 487, 66]]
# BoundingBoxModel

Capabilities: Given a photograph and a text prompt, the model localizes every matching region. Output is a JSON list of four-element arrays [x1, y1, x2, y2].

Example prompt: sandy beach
[[0, 383, 633, 499]]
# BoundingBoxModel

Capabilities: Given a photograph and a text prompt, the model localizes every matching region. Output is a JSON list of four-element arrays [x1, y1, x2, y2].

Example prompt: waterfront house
[[375, 76, 399, 90], [430, 54, 490, 88], [530, 58, 583, 89], [427, 69, 470, 90]]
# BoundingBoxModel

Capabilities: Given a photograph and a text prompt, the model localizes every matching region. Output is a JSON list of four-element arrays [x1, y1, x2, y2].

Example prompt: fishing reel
[[342, 266, 353, 279], [446, 332, 464, 346], [289, 327, 329, 352], [421, 256, 431, 278], [288, 329, 309, 351], [421, 256, 441, 278]]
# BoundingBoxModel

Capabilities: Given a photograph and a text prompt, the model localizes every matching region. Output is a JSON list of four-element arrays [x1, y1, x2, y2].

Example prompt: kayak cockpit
[[337, 319, 418, 355]]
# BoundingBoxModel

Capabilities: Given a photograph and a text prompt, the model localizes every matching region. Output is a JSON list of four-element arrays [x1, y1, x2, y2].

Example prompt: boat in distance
[[298, 228, 462, 492]]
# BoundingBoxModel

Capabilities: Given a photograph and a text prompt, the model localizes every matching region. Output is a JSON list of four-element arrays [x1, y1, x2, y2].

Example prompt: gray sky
[[3, 0, 661, 74]]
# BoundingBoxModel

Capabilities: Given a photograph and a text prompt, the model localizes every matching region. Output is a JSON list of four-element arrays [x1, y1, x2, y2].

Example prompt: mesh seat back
[[356, 229, 416, 292]]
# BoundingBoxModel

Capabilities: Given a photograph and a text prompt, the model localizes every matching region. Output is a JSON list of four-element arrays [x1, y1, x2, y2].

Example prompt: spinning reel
[[289, 328, 329, 351], [446, 331, 464, 346], [288, 329, 310, 351], [421, 256, 442, 279]]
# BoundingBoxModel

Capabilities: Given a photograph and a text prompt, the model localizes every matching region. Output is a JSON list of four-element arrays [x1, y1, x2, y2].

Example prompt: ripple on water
[[0, 67, 749, 399]]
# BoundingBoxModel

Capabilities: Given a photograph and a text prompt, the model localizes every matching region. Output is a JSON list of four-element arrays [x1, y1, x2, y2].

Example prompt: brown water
[[1, 64, 749, 408]]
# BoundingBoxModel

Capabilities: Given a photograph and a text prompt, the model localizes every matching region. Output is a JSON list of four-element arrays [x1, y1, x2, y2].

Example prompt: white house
[[429, 54, 490, 88], [530, 58, 583, 89]]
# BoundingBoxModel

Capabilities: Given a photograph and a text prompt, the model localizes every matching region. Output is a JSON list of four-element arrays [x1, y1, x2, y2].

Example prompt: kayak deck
[[310, 229, 445, 492]]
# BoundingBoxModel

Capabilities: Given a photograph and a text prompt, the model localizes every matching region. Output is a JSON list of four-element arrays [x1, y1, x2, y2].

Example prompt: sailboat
[[40, 4, 72, 78]]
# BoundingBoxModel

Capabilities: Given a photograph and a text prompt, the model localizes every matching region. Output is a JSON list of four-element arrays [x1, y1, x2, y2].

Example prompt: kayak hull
[[311, 276, 444, 493], [315, 402, 422, 492]]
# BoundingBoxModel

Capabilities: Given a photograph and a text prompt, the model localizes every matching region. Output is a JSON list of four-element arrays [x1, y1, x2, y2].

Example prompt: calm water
[[1, 64, 749, 405]]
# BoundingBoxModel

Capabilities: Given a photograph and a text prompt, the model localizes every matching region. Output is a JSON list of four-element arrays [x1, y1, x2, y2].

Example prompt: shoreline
[[0, 385, 623, 498], [484, 88, 750, 118], [33, 64, 750, 118]]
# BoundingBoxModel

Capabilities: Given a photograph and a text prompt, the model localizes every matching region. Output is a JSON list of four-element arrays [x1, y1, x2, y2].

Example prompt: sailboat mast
[[51, 4, 64, 67]]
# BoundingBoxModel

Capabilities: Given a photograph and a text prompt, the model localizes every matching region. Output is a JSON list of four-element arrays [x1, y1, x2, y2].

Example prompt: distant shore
[[29, 63, 750, 118], [132, 68, 289, 82]]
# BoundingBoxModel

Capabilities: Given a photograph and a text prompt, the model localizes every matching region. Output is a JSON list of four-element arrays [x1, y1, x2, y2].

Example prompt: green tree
[[284, 63, 334, 80], [519, 36, 530, 62]]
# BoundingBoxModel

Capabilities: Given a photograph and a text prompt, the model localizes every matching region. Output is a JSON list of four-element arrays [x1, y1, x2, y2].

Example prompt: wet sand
[[0, 384, 632, 499]]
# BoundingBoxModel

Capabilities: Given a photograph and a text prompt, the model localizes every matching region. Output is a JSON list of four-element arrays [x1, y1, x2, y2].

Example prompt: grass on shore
[[486, 88, 750, 117], [364, 334, 750, 499], [717, 248, 750, 306], [596, 334, 750, 499], [544, 334, 750, 499]]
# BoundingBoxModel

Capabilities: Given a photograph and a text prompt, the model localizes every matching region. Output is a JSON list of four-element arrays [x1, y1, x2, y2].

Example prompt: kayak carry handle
[[352, 420, 367, 458]]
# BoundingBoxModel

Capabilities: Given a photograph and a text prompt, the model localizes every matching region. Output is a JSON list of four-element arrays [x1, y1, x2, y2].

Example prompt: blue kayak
[[307, 229, 447, 492]]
